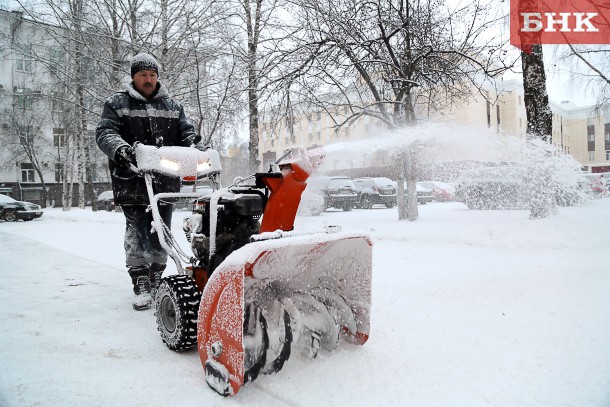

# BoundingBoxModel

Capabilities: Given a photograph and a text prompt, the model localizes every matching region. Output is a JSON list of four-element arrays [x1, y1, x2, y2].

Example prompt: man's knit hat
[[131, 53, 160, 77]]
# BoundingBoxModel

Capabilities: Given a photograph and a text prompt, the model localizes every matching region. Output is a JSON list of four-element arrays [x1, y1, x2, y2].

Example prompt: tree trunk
[[244, 0, 262, 173], [397, 152, 408, 220], [406, 147, 419, 221], [521, 45, 552, 141], [521, 44, 556, 219]]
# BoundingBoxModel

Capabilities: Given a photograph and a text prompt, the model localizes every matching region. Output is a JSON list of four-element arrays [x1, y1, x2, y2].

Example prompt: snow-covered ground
[[1, 199, 610, 406]]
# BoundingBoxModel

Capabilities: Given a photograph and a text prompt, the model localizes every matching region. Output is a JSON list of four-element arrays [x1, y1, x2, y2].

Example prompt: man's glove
[[115, 145, 136, 169], [194, 142, 209, 152]]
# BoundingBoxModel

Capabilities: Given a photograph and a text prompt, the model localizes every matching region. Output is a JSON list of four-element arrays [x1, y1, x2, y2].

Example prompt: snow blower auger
[[132, 143, 372, 397]]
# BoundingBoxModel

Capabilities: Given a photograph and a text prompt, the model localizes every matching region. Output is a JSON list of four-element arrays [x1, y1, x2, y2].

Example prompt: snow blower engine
[[133, 143, 372, 397]]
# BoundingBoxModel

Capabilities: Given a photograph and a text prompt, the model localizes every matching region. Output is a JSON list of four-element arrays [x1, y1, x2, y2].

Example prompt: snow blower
[[132, 143, 372, 396]]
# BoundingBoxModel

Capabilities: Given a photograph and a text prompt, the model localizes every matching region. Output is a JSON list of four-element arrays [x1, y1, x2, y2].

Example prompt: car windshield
[[329, 178, 355, 189], [0, 194, 16, 203]]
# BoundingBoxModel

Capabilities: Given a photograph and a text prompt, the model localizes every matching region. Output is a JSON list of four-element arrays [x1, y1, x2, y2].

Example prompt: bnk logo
[[510, 0, 610, 53]]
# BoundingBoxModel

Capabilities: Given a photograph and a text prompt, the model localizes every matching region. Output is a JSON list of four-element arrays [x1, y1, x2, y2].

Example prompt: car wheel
[[105, 202, 112, 211], [385, 201, 395, 208], [342, 203, 353, 211], [3, 209, 17, 222], [360, 195, 372, 209]]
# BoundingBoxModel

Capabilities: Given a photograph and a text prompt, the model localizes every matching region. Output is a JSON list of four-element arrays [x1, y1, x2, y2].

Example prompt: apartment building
[[0, 9, 111, 205]]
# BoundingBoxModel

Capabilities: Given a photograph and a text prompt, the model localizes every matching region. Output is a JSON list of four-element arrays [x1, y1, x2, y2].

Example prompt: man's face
[[133, 70, 158, 98]]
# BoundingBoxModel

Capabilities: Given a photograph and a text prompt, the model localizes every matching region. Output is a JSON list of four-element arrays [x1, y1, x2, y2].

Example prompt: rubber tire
[[155, 275, 201, 351], [3, 210, 17, 222], [385, 201, 395, 208], [342, 203, 353, 211], [360, 195, 373, 209]]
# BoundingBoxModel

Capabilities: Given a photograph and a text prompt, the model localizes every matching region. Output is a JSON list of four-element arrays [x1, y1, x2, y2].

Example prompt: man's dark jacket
[[96, 82, 200, 206]]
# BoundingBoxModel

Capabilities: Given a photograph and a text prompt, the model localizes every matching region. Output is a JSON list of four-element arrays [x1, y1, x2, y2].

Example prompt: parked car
[[94, 190, 116, 211], [399, 181, 433, 205], [177, 185, 214, 210], [307, 176, 359, 211], [353, 177, 397, 209], [578, 173, 608, 198], [0, 193, 43, 221], [417, 181, 456, 202], [455, 166, 529, 209]]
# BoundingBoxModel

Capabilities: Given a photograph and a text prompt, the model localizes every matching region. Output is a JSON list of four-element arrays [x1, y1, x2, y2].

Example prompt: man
[[96, 52, 202, 310]]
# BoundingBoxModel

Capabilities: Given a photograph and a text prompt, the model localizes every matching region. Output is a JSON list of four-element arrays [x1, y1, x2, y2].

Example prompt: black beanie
[[131, 53, 160, 77]]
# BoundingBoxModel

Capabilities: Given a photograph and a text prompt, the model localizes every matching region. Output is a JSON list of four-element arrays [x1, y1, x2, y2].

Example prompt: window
[[54, 163, 63, 182], [53, 128, 65, 147], [49, 48, 65, 73], [606, 150, 610, 160], [21, 163, 34, 182], [14, 87, 32, 109], [486, 101, 491, 127], [589, 151, 595, 161], [588, 125, 596, 151], [15, 49, 32, 72], [22, 188, 41, 201], [587, 125, 595, 142], [51, 93, 64, 112]]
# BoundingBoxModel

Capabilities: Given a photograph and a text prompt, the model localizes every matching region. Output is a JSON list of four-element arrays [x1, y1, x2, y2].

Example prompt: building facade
[[0, 9, 111, 206], [258, 78, 610, 176]]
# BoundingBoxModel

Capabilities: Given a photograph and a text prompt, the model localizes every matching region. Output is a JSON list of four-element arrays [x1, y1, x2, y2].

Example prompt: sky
[[1, 193, 609, 406]]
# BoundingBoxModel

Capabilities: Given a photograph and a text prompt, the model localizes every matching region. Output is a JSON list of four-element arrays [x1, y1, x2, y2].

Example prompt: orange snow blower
[[133, 144, 372, 396]]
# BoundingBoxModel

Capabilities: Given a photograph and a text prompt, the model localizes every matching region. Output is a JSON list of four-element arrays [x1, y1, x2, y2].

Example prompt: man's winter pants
[[122, 204, 173, 268]]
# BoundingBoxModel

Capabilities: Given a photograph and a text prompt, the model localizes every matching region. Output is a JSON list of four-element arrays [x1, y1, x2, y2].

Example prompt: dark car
[[307, 176, 359, 211], [353, 177, 397, 209], [0, 193, 43, 221], [94, 190, 116, 211], [401, 182, 434, 205]]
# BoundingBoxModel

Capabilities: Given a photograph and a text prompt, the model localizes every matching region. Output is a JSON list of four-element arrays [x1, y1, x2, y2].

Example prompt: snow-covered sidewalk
[[1, 200, 609, 406]]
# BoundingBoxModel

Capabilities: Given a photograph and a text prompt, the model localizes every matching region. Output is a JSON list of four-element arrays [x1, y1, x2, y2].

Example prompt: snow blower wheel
[[155, 275, 201, 351]]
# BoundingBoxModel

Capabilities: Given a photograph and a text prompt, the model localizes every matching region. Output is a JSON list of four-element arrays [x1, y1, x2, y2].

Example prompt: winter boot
[[150, 263, 166, 299], [129, 266, 152, 311]]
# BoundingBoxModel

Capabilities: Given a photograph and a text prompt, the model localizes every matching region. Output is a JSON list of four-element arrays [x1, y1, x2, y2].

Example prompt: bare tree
[[274, 0, 514, 219], [559, 44, 610, 107], [0, 91, 53, 206], [517, 0, 556, 219]]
